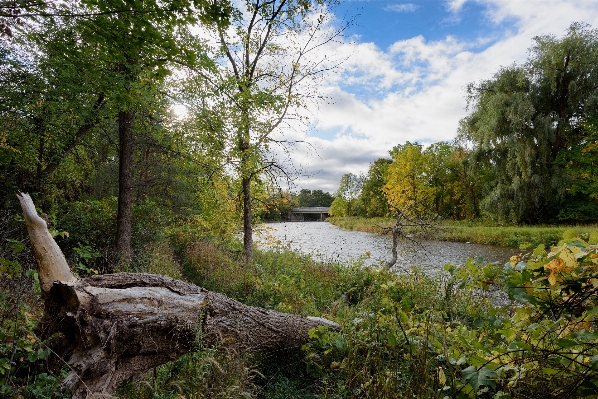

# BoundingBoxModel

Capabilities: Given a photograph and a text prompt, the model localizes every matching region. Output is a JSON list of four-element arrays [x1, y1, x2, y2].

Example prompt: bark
[[17, 193, 337, 399], [116, 108, 135, 264], [242, 175, 253, 261]]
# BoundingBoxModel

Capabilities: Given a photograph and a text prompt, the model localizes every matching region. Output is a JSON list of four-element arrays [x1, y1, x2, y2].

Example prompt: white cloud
[[446, 0, 468, 13], [384, 3, 419, 13]]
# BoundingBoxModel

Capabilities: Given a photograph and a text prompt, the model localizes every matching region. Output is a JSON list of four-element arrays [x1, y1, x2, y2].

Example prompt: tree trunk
[[17, 193, 337, 399], [116, 108, 135, 264], [242, 175, 253, 261]]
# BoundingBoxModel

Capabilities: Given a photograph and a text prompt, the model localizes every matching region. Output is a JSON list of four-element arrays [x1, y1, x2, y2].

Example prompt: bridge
[[289, 207, 331, 221]]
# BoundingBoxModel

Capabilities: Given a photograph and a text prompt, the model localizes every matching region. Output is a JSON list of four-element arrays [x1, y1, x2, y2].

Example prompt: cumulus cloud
[[384, 3, 419, 13]]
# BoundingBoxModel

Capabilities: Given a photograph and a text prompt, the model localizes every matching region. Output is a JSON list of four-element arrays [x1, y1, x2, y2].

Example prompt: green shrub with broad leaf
[[301, 235, 598, 398], [443, 236, 598, 398]]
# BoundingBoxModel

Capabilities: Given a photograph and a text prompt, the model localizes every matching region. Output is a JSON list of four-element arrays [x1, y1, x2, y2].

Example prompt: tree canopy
[[459, 22, 598, 223]]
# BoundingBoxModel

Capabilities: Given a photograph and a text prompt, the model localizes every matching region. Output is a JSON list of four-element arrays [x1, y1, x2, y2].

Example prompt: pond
[[256, 221, 520, 273]]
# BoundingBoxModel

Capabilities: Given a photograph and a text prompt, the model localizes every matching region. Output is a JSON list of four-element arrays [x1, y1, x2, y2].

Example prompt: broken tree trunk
[[17, 193, 338, 399], [379, 205, 438, 269]]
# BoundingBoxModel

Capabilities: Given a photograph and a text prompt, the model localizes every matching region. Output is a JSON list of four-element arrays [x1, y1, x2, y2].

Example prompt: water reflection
[[256, 221, 520, 273]]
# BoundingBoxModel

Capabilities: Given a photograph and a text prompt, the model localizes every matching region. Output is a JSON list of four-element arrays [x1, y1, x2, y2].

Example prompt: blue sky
[[287, 0, 598, 193], [337, 0, 507, 48]]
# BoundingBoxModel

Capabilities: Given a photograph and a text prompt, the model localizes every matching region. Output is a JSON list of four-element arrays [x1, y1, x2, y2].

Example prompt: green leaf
[[387, 332, 398, 347], [541, 368, 559, 375], [574, 330, 598, 341], [6, 239, 25, 254], [556, 338, 579, 348], [461, 365, 497, 392], [511, 340, 532, 350], [586, 305, 598, 316]]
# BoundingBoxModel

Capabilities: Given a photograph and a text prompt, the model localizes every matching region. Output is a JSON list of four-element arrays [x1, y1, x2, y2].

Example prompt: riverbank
[[258, 221, 518, 270], [120, 233, 598, 398], [327, 216, 598, 248], [6, 218, 598, 398]]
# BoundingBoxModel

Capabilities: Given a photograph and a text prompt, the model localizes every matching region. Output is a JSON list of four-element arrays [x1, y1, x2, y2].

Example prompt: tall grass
[[115, 233, 501, 399], [30, 220, 595, 399], [328, 216, 598, 247]]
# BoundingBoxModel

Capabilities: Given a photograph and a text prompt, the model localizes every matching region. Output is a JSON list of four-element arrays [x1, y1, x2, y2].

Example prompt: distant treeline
[[259, 189, 334, 221]]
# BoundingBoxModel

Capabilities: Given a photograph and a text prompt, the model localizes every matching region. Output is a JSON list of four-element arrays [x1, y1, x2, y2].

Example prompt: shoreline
[[326, 216, 598, 248]]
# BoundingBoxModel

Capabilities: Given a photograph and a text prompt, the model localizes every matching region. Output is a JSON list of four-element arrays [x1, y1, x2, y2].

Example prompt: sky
[[285, 0, 598, 194]]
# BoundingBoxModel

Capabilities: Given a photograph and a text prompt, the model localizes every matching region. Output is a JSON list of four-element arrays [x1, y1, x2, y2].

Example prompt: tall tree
[[0, 11, 109, 209], [459, 23, 598, 223], [2, 0, 228, 261], [555, 112, 598, 221], [330, 173, 363, 216], [296, 189, 333, 207], [69, 0, 214, 263], [383, 142, 431, 216], [195, 0, 346, 260]]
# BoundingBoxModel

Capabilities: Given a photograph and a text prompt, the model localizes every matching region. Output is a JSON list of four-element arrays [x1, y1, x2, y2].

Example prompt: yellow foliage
[[0, 133, 19, 153], [383, 142, 432, 215], [510, 255, 522, 267], [544, 248, 579, 285]]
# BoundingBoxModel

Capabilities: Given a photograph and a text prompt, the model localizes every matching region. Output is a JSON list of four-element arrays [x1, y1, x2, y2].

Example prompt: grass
[[6, 219, 598, 398], [116, 235, 504, 399], [327, 216, 598, 247]]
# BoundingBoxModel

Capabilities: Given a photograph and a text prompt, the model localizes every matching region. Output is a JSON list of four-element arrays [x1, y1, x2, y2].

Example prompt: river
[[256, 221, 520, 273]]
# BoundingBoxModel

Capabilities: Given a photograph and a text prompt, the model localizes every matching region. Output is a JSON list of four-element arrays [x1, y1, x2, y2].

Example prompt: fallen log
[[17, 193, 338, 399]]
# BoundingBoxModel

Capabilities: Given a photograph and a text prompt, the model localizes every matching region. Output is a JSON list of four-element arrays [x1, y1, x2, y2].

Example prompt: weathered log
[[17, 193, 338, 399]]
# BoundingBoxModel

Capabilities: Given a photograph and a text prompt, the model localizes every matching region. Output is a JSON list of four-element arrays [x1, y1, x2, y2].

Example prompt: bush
[[59, 197, 118, 250], [0, 212, 67, 398]]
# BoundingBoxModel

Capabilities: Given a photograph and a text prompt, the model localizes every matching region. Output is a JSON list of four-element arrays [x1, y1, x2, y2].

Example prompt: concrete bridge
[[289, 207, 330, 221]]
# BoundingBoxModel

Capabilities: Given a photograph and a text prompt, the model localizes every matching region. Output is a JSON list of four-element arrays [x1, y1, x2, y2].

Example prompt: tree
[[383, 142, 431, 217], [296, 189, 334, 207], [459, 23, 598, 223], [260, 188, 296, 221], [194, 0, 346, 261], [1, 0, 239, 261], [0, 12, 109, 209], [555, 112, 598, 221], [76, 0, 207, 263], [331, 173, 363, 216], [422, 142, 488, 220], [311, 189, 334, 207], [360, 158, 391, 217], [297, 189, 314, 207], [444, 145, 490, 219], [34, 0, 227, 263]]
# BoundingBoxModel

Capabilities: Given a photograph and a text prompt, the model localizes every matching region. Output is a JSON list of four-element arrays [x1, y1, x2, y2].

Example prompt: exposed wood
[[17, 193, 338, 399], [17, 193, 76, 295]]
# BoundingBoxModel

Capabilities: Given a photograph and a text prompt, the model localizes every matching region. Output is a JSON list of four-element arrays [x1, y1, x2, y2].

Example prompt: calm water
[[256, 221, 520, 273]]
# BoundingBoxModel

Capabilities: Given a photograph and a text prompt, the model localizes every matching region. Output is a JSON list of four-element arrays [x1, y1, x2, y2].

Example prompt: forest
[[4, 0, 598, 398]]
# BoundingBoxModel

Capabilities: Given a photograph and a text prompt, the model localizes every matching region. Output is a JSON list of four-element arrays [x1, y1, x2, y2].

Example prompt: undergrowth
[[4, 215, 598, 398]]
